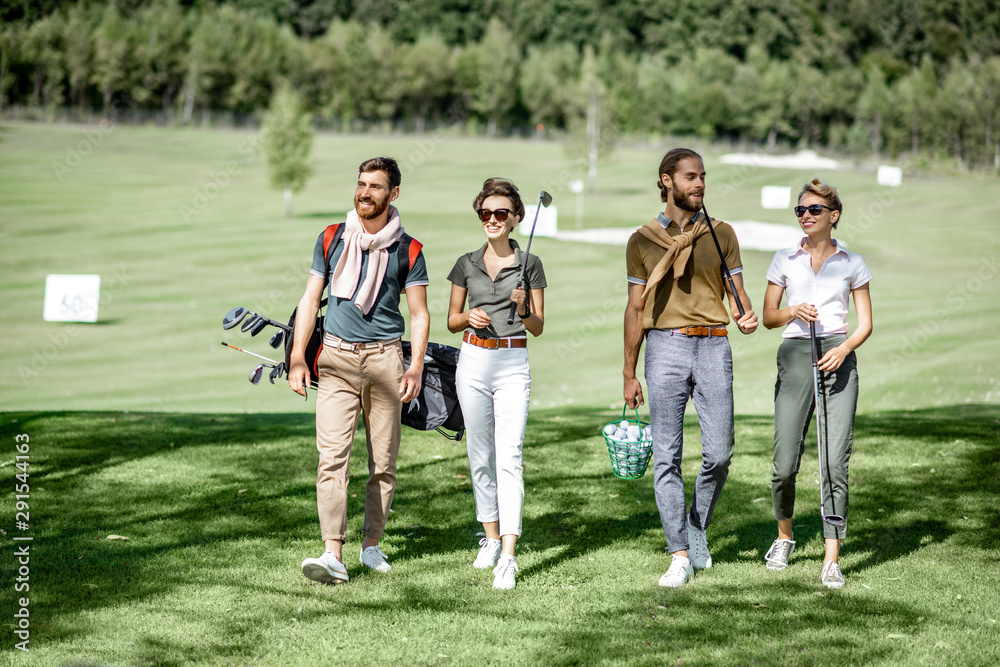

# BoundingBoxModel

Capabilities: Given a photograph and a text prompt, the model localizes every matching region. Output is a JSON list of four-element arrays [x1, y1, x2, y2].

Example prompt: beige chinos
[[315, 334, 404, 543]]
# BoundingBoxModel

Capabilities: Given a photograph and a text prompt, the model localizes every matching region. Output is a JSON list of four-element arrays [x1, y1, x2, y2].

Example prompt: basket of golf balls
[[602, 406, 653, 480]]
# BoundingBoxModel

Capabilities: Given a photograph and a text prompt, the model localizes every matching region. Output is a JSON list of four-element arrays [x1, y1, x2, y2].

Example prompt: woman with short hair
[[447, 177, 546, 590], [762, 178, 873, 589]]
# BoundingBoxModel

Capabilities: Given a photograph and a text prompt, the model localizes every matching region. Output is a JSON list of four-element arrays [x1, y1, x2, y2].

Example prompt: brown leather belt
[[324, 334, 401, 353], [671, 327, 728, 337], [463, 332, 527, 349]]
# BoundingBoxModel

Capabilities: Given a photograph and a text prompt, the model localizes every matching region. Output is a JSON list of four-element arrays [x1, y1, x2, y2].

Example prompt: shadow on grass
[[0, 404, 996, 664]]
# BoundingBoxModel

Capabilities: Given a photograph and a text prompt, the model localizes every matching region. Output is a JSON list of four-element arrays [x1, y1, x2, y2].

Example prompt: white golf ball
[[626, 426, 641, 442], [619, 420, 630, 429], [614, 428, 628, 440], [603, 424, 616, 436]]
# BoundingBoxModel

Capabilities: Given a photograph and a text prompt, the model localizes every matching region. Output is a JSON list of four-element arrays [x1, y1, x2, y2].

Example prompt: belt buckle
[[350, 342, 360, 354]]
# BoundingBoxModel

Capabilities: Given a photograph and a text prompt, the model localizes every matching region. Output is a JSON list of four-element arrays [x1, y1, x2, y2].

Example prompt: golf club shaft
[[506, 192, 547, 325], [257, 316, 292, 333], [222, 342, 279, 365], [700, 203, 746, 321], [810, 321, 842, 528]]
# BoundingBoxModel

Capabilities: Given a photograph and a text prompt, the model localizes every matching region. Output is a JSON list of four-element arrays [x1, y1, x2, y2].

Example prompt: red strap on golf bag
[[322, 223, 344, 266], [408, 238, 423, 271]]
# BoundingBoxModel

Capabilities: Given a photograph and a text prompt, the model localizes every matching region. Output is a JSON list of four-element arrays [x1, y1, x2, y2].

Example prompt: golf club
[[269, 330, 285, 349], [222, 343, 306, 400], [506, 190, 552, 325], [223, 306, 249, 330], [268, 363, 286, 384], [249, 317, 268, 336], [221, 342, 280, 366], [810, 320, 844, 528], [700, 202, 746, 321], [223, 306, 293, 335], [240, 313, 260, 333]]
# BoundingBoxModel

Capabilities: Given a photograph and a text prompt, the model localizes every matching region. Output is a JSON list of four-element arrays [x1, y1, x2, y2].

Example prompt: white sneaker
[[360, 545, 391, 573], [821, 561, 845, 589], [687, 522, 713, 569], [492, 555, 519, 590], [473, 538, 502, 569], [764, 538, 796, 571], [301, 551, 349, 584], [658, 554, 694, 588]]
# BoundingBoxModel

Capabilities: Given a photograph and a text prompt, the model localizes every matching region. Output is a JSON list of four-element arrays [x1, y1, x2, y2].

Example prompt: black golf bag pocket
[[285, 298, 326, 390]]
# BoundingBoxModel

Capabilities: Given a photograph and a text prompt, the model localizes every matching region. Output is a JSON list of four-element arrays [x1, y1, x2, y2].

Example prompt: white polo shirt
[[766, 238, 872, 339]]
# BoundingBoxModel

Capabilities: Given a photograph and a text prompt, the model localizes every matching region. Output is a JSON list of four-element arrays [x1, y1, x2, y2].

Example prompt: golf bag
[[401, 341, 464, 441]]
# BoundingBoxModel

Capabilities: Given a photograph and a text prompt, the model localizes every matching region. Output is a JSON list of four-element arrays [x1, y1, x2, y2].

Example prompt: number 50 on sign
[[43, 274, 101, 323]]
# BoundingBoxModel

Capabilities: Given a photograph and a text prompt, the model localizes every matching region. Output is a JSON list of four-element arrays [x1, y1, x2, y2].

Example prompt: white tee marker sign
[[44, 274, 101, 322]]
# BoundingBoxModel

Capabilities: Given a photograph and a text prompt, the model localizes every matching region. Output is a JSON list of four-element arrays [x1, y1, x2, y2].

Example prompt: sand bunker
[[719, 149, 841, 171]]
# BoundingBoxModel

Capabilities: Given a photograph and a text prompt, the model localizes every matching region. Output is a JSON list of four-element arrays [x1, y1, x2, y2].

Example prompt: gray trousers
[[771, 335, 858, 540], [645, 330, 735, 553]]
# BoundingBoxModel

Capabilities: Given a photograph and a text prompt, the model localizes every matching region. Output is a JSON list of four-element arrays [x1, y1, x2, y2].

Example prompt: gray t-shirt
[[447, 240, 547, 338], [310, 229, 429, 342]]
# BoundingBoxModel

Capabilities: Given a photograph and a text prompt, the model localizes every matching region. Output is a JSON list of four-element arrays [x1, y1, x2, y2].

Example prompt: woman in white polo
[[447, 177, 546, 590], [761, 178, 873, 589]]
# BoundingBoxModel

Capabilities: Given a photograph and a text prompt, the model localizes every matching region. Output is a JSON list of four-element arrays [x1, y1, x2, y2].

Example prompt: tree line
[[2, 0, 999, 170]]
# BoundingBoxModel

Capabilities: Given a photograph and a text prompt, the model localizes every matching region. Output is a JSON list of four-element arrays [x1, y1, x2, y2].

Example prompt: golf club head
[[540, 190, 552, 207], [268, 363, 285, 384], [269, 330, 284, 349], [241, 313, 260, 333], [222, 306, 248, 330], [250, 317, 268, 337], [248, 364, 265, 385]]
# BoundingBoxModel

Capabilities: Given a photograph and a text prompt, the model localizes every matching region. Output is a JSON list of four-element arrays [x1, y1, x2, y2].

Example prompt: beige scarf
[[638, 213, 722, 299], [330, 206, 405, 314]]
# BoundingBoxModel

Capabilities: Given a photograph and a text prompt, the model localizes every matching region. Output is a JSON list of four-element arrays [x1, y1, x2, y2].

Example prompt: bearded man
[[289, 157, 430, 584], [622, 148, 758, 587]]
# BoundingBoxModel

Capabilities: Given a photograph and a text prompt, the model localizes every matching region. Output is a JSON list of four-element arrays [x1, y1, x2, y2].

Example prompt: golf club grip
[[725, 274, 746, 320], [506, 281, 524, 325], [809, 321, 818, 366]]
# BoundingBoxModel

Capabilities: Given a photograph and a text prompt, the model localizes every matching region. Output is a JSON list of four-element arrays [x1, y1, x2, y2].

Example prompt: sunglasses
[[477, 208, 512, 223], [794, 204, 835, 217]]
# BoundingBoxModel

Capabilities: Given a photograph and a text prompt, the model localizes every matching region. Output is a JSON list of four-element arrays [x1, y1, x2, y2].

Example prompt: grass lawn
[[1, 122, 999, 665], [1, 407, 998, 666]]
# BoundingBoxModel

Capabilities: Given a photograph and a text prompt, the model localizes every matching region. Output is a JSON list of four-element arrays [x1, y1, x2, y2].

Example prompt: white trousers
[[455, 343, 531, 537]]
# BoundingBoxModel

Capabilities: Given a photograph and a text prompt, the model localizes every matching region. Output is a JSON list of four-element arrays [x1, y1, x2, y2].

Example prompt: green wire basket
[[602, 405, 653, 480]]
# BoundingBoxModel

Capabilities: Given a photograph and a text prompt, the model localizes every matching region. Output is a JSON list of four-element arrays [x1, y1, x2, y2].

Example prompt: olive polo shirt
[[447, 239, 547, 338], [626, 212, 743, 330]]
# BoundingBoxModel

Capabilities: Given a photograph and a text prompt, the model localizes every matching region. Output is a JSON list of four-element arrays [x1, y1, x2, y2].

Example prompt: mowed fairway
[[1, 123, 999, 666]]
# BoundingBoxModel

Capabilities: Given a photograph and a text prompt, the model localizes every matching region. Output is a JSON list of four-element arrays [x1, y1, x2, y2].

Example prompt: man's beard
[[355, 192, 391, 220], [671, 188, 702, 213]]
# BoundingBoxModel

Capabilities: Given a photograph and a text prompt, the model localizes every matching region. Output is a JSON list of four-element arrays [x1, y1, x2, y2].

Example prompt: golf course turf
[[2, 123, 998, 665]]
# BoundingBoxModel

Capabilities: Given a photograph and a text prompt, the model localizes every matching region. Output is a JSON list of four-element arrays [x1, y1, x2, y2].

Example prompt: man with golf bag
[[762, 178, 872, 589], [623, 148, 757, 588], [288, 157, 430, 584]]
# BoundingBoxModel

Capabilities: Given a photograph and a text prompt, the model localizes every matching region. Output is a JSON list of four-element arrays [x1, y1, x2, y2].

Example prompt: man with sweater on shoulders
[[623, 148, 758, 587]]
